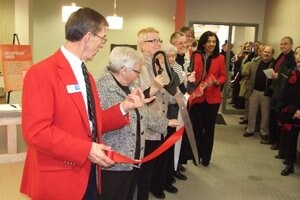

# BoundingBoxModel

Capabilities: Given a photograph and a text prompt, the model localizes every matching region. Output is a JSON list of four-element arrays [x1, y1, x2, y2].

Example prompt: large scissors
[[152, 50, 199, 165], [186, 50, 206, 94]]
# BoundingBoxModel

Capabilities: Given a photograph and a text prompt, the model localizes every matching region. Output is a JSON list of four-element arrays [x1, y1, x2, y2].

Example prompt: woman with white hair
[[96, 46, 178, 200]]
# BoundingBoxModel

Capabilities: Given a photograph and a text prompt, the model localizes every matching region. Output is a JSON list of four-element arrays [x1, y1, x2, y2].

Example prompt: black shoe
[[202, 160, 209, 167], [174, 171, 187, 180], [193, 160, 197, 166], [151, 191, 165, 199], [178, 164, 186, 172], [270, 144, 279, 150], [283, 160, 288, 165], [243, 132, 254, 137], [260, 135, 270, 144], [260, 139, 270, 144], [275, 155, 284, 159], [171, 177, 176, 184], [165, 184, 178, 194], [239, 120, 248, 124], [281, 163, 294, 176], [234, 105, 245, 109]]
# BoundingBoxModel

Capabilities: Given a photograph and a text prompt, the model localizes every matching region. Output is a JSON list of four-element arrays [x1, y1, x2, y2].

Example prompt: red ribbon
[[105, 127, 185, 164]]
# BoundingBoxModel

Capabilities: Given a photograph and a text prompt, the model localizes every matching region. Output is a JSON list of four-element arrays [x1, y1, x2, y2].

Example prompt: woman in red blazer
[[189, 31, 227, 167]]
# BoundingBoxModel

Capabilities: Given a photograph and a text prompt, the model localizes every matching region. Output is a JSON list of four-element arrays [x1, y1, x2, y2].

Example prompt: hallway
[[150, 114, 300, 200], [1, 114, 300, 199]]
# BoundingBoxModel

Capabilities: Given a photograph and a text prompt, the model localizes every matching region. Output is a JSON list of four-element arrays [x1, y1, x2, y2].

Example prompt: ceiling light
[[106, 0, 123, 30], [62, 1, 81, 23]]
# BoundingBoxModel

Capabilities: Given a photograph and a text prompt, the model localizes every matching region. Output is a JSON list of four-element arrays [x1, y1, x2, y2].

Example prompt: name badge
[[67, 84, 81, 93]]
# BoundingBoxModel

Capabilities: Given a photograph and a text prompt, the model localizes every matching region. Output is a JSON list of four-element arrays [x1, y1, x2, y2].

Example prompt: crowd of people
[[228, 37, 300, 177], [19, 7, 299, 200]]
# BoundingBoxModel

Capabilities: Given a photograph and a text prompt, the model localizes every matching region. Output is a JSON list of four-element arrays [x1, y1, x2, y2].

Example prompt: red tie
[[274, 54, 285, 72]]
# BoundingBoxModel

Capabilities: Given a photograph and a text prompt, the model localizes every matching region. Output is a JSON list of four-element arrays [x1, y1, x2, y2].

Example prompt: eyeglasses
[[174, 41, 186, 46], [186, 35, 195, 39], [144, 39, 163, 44], [92, 33, 107, 44], [130, 68, 141, 74], [167, 54, 177, 59]]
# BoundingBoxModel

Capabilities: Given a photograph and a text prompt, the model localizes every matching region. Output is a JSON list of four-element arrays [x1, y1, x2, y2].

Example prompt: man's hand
[[88, 143, 114, 167], [120, 87, 154, 112], [272, 72, 278, 79]]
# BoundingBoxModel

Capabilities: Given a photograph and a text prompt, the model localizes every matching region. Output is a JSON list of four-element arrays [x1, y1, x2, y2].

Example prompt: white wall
[[10, 0, 29, 105], [185, 0, 266, 41], [15, 0, 29, 44], [263, 0, 300, 57], [31, 0, 176, 77]]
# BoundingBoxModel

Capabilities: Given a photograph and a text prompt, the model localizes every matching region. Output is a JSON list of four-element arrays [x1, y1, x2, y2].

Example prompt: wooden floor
[[0, 162, 27, 199], [1, 114, 300, 200]]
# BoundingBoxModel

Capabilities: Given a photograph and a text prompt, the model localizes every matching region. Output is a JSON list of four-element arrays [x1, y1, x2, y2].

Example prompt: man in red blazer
[[20, 8, 147, 200]]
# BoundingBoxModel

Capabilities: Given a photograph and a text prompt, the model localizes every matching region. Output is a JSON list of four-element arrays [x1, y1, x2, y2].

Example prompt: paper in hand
[[263, 68, 275, 79]]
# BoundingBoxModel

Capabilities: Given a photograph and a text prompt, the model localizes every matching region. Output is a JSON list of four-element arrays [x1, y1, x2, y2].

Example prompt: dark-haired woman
[[189, 31, 226, 167]]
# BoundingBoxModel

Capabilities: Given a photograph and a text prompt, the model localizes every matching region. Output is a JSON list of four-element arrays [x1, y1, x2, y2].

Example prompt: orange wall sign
[[0, 45, 32, 92]]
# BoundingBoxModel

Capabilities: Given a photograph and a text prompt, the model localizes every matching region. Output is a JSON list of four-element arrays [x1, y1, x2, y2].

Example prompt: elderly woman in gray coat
[[96, 46, 178, 200]]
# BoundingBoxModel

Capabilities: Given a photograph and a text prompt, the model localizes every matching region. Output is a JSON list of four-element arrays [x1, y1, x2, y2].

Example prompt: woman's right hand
[[149, 75, 165, 96], [168, 119, 181, 127]]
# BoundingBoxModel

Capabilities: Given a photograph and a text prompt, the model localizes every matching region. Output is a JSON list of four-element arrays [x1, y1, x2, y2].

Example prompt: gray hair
[[65, 8, 108, 42], [162, 43, 177, 54], [282, 36, 293, 44], [170, 31, 185, 45], [107, 47, 143, 73]]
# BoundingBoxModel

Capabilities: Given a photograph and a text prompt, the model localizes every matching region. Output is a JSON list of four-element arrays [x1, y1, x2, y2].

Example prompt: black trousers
[[83, 164, 100, 200], [280, 127, 300, 163], [189, 101, 220, 163], [166, 127, 176, 184], [99, 169, 139, 200], [137, 139, 164, 200], [168, 103, 193, 165], [269, 109, 281, 145]]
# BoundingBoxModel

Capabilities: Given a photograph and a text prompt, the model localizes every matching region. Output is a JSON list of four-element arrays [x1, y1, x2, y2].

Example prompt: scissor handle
[[152, 51, 177, 95], [186, 50, 204, 94], [187, 50, 202, 72]]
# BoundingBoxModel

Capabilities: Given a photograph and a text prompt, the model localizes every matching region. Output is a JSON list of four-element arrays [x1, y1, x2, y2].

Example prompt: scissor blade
[[174, 92, 199, 165]]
